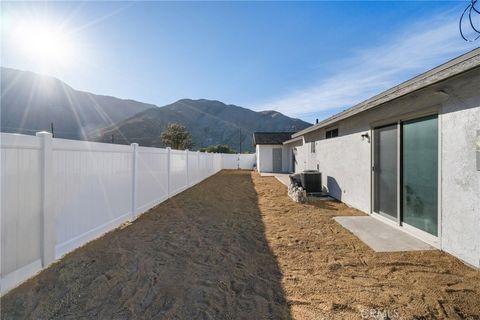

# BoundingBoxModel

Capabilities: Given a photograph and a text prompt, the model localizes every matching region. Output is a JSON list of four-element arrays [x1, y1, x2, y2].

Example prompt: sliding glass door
[[372, 114, 438, 237], [402, 115, 438, 236], [373, 124, 398, 220]]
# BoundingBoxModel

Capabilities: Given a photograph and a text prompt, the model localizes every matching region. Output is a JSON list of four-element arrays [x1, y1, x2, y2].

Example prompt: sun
[[12, 19, 75, 69]]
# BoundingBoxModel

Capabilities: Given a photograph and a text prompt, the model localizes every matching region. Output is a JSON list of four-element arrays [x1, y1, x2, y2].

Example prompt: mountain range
[[1, 67, 310, 151], [92, 99, 310, 151], [1, 67, 153, 139]]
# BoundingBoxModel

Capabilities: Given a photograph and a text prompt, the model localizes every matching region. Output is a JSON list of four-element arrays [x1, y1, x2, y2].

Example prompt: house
[[253, 132, 297, 173], [285, 48, 480, 268]]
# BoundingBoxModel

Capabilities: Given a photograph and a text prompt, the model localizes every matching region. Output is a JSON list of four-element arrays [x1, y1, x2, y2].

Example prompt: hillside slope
[[1, 68, 310, 151], [1, 67, 154, 139], [93, 99, 310, 151]]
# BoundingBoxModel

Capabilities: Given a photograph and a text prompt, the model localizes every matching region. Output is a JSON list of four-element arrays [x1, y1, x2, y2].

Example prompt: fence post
[[36, 131, 55, 267], [131, 143, 138, 220], [167, 147, 171, 197], [185, 149, 189, 187]]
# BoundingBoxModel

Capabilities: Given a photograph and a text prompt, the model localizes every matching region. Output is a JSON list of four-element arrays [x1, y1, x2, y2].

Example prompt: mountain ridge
[[1, 67, 155, 138], [92, 98, 310, 151], [1, 67, 310, 151]]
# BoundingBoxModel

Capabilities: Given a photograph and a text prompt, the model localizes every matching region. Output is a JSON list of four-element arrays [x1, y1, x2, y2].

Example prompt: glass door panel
[[373, 124, 398, 220], [402, 115, 438, 236]]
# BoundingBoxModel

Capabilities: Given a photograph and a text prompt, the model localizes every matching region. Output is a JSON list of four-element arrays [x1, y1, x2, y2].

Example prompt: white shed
[[253, 132, 297, 173]]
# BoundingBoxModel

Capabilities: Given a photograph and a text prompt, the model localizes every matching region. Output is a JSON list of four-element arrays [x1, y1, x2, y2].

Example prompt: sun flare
[[12, 20, 75, 69]]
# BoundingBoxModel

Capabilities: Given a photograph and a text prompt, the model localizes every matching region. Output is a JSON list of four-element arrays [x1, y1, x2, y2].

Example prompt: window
[[310, 141, 316, 153], [326, 128, 339, 139]]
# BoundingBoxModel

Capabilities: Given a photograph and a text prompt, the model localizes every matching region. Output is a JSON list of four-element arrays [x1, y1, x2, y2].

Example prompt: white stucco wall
[[295, 119, 371, 213], [293, 141, 308, 173], [294, 67, 480, 267], [256, 144, 291, 173], [256, 144, 262, 171], [440, 71, 480, 267], [315, 133, 370, 213]]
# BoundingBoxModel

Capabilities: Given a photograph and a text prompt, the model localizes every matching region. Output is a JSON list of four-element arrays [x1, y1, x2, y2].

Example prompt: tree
[[200, 144, 236, 154], [161, 123, 194, 150]]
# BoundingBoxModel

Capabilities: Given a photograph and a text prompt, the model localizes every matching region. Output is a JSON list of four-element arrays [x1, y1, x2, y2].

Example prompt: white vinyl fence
[[0, 132, 256, 295]]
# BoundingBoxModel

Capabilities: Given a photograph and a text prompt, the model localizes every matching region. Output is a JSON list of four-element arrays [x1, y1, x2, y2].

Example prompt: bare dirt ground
[[1, 170, 480, 320], [254, 174, 480, 320]]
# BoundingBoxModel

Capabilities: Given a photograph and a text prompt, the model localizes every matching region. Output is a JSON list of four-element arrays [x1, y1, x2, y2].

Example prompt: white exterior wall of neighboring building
[[292, 139, 307, 173], [293, 67, 480, 267], [255, 144, 262, 172], [284, 139, 303, 173]]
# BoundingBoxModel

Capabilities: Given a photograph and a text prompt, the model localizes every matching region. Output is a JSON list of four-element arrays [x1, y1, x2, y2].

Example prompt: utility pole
[[111, 134, 114, 144], [50, 122, 55, 138], [239, 128, 242, 154]]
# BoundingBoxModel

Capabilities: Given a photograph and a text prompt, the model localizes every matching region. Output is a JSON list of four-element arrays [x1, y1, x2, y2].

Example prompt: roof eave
[[255, 143, 283, 146], [283, 136, 303, 145], [292, 48, 480, 138]]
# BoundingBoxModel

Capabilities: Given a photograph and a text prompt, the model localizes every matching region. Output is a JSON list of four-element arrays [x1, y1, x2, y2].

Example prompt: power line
[[460, 0, 480, 42]]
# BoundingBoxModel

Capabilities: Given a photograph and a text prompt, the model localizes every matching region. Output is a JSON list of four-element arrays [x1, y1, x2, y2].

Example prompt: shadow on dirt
[[1, 170, 291, 320]]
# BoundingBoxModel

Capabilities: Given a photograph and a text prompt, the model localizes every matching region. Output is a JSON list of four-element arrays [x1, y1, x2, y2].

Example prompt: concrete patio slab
[[334, 216, 435, 252], [260, 172, 290, 187]]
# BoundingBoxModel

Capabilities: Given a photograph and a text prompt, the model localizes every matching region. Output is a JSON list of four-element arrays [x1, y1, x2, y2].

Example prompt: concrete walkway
[[334, 216, 434, 252], [260, 172, 290, 187]]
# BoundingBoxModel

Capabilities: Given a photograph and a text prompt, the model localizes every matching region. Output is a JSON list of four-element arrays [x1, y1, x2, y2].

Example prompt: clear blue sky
[[1, 1, 478, 123]]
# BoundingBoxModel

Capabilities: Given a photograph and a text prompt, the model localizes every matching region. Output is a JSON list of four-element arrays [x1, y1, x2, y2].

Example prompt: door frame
[[371, 122, 400, 222], [369, 106, 442, 248]]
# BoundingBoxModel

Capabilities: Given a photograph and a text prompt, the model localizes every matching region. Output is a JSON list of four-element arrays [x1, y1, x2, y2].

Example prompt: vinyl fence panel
[[52, 138, 133, 258], [222, 154, 239, 169], [1, 134, 43, 292], [239, 154, 256, 169], [136, 146, 169, 214], [169, 149, 188, 196], [0, 132, 256, 295], [187, 151, 200, 184]]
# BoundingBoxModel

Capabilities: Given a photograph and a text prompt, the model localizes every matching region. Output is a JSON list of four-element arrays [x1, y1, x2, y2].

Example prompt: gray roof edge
[[292, 48, 480, 138], [283, 136, 303, 145], [253, 131, 297, 145], [255, 142, 284, 145]]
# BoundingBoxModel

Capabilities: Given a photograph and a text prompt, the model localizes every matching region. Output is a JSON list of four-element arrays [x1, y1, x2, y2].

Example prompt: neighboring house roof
[[253, 132, 296, 145], [293, 47, 480, 138]]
